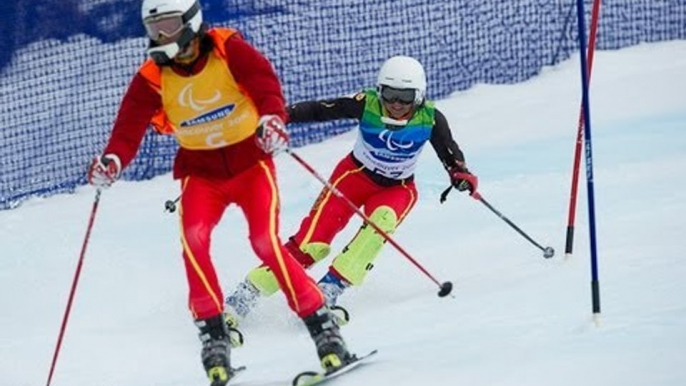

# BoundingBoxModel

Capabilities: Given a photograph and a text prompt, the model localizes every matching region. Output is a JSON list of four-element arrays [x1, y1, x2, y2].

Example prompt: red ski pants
[[179, 159, 324, 320], [292, 154, 418, 251]]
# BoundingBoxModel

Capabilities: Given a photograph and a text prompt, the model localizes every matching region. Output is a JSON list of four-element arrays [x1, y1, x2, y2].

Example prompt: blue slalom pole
[[575, 0, 601, 317]]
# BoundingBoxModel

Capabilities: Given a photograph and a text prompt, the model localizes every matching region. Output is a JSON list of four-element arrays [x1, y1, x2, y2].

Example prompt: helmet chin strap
[[148, 43, 179, 65], [175, 41, 200, 61]]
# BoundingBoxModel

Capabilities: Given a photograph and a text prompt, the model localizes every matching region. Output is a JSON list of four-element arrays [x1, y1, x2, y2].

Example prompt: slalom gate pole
[[286, 149, 453, 297], [46, 189, 102, 386], [565, 0, 603, 257], [575, 0, 602, 319]]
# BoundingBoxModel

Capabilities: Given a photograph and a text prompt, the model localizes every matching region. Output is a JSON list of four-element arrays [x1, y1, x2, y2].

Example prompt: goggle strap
[[182, 1, 201, 24]]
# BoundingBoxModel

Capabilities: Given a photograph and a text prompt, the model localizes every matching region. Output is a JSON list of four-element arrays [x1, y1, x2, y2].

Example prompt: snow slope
[[1, 41, 685, 386]]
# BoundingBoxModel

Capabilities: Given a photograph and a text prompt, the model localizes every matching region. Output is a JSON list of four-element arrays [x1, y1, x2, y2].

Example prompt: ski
[[291, 350, 378, 386]]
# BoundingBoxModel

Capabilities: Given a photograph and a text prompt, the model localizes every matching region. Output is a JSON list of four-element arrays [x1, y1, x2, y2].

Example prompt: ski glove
[[449, 162, 478, 196], [256, 115, 289, 155], [88, 154, 122, 188]]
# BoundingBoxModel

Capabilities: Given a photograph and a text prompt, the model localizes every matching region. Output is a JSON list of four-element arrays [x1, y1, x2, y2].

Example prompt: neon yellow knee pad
[[246, 242, 331, 296], [301, 242, 331, 262], [331, 206, 398, 286]]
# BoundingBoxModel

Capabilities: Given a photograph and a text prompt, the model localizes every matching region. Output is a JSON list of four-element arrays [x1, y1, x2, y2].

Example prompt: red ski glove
[[88, 154, 121, 188], [448, 162, 478, 196], [256, 115, 289, 155]]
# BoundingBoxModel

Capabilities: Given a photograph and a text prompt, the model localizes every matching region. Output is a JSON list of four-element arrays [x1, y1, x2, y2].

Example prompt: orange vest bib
[[139, 29, 259, 150]]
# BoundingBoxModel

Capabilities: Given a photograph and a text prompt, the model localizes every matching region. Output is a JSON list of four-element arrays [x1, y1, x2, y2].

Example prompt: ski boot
[[302, 306, 353, 373], [318, 271, 350, 326], [196, 315, 235, 386]]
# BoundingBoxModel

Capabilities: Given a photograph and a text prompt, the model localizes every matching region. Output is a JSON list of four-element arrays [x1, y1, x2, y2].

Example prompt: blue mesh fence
[[1, 0, 684, 209]]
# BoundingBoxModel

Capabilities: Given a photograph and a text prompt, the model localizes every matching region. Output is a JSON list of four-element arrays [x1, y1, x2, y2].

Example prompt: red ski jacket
[[102, 28, 287, 179]]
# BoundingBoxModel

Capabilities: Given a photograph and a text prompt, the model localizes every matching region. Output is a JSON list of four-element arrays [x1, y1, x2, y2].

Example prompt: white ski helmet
[[141, 0, 204, 64], [377, 55, 427, 106]]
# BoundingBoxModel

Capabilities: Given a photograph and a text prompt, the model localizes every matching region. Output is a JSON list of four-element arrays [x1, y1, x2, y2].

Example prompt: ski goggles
[[143, 0, 201, 41], [144, 13, 186, 41], [380, 86, 416, 105]]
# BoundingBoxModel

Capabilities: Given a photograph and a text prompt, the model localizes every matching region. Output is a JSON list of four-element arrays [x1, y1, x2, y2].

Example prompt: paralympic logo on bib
[[179, 84, 221, 112], [378, 129, 415, 151], [178, 84, 235, 127]]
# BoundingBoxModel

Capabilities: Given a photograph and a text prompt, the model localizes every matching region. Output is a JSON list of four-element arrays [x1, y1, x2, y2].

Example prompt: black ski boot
[[302, 306, 353, 373], [195, 315, 233, 386]]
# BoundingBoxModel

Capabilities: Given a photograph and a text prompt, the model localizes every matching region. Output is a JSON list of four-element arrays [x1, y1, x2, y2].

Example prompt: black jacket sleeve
[[430, 108, 466, 169], [286, 92, 366, 123]]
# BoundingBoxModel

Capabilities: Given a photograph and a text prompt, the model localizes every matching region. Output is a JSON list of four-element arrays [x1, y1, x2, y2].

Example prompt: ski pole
[[46, 189, 102, 386], [441, 185, 554, 259], [165, 195, 180, 213], [287, 149, 453, 297]]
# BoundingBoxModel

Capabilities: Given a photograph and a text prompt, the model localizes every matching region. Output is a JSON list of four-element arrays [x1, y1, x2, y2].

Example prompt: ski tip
[[292, 349, 378, 386], [293, 371, 322, 386]]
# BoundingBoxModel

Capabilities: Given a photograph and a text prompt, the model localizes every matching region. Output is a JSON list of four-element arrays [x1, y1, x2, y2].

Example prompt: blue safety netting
[[1, 0, 684, 209]]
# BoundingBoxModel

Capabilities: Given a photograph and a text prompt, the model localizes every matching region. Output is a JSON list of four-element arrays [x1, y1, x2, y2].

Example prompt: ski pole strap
[[439, 185, 453, 203]]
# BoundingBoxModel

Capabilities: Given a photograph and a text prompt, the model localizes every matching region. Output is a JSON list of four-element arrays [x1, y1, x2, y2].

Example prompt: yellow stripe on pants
[[258, 161, 300, 312]]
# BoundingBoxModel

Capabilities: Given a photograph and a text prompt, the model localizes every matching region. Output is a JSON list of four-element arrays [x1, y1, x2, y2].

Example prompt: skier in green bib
[[224, 55, 478, 327]]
